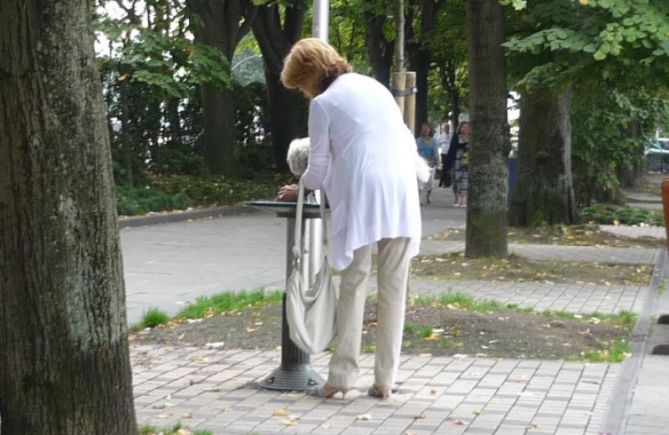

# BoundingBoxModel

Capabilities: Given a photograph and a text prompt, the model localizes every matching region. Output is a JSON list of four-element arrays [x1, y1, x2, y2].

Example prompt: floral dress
[[453, 139, 469, 196]]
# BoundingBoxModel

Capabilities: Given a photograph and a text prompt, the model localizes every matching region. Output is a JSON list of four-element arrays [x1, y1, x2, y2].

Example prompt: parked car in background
[[644, 138, 669, 172]]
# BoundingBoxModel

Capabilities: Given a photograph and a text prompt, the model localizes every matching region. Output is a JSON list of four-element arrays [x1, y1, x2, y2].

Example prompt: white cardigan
[[302, 73, 422, 270]]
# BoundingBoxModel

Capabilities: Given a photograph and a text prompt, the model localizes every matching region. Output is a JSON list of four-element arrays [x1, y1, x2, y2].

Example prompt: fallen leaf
[[246, 326, 258, 333], [182, 412, 193, 419], [414, 413, 426, 420], [273, 409, 291, 417], [356, 414, 373, 421], [430, 388, 438, 395], [453, 419, 467, 426]]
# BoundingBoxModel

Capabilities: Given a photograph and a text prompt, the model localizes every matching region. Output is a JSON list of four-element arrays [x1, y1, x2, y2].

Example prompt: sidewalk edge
[[599, 247, 667, 434], [118, 205, 260, 229]]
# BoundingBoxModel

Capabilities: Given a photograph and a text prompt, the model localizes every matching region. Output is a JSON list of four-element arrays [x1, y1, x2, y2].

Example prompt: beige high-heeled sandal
[[310, 383, 351, 399]]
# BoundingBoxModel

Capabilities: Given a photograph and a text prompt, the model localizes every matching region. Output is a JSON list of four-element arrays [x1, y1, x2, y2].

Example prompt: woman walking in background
[[416, 122, 439, 205], [444, 121, 470, 207], [277, 38, 421, 399]]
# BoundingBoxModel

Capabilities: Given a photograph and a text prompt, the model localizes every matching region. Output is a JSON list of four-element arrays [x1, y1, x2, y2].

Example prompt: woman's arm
[[302, 99, 331, 191]]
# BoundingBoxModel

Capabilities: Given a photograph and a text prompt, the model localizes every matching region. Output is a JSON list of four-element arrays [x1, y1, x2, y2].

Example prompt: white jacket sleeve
[[303, 99, 331, 191]]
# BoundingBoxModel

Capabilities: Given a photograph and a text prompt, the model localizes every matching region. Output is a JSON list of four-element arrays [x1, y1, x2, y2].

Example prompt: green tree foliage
[[96, 0, 274, 185], [96, 0, 230, 183], [573, 87, 669, 203], [505, 0, 669, 204]]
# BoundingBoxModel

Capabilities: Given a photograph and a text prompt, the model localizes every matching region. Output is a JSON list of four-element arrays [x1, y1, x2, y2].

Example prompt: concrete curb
[[600, 247, 667, 434], [118, 205, 260, 229]]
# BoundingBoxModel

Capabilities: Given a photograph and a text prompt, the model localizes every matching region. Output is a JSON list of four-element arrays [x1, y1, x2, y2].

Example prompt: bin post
[[257, 210, 325, 391]]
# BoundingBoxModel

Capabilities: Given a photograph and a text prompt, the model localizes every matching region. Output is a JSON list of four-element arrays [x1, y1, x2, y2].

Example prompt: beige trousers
[[327, 237, 412, 388]]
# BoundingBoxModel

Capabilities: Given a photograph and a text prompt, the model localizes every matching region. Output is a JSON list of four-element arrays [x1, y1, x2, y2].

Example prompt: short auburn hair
[[281, 38, 353, 98]]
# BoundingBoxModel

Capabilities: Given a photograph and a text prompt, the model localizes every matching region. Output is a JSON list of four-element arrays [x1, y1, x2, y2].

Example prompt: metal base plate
[[260, 364, 324, 391]]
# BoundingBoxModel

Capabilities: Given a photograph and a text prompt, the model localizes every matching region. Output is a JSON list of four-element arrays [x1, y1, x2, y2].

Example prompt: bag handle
[[292, 177, 328, 267]]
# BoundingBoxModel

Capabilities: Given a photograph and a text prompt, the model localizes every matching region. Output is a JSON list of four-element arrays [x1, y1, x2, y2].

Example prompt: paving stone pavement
[[420, 240, 658, 266], [131, 345, 617, 435], [599, 224, 666, 240], [408, 279, 647, 315]]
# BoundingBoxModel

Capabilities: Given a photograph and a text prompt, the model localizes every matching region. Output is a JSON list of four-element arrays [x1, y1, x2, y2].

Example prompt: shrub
[[580, 203, 664, 226]]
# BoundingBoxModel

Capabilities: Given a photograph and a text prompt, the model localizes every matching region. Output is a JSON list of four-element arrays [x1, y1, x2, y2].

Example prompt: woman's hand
[[276, 184, 299, 202]]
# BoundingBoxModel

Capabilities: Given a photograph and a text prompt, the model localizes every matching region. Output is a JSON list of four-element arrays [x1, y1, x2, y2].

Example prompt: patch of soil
[[430, 225, 664, 248], [132, 303, 629, 361], [412, 253, 652, 286]]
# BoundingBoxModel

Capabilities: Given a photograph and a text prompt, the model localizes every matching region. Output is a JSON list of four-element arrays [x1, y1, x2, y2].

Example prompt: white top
[[303, 73, 422, 271], [436, 132, 453, 156]]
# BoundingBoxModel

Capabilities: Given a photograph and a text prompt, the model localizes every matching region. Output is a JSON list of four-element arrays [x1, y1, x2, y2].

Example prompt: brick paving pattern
[[132, 345, 617, 435], [409, 280, 647, 314]]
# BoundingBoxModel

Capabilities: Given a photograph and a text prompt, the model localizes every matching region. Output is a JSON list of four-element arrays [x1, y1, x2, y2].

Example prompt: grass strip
[[176, 289, 283, 320], [140, 422, 211, 435]]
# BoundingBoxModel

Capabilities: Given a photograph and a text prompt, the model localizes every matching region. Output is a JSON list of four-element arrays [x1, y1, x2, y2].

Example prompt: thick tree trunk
[[199, 83, 237, 175], [265, 72, 308, 170], [187, 0, 257, 176], [465, 0, 511, 258], [364, 12, 394, 87], [0, 1, 137, 433], [118, 74, 134, 186], [252, 3, 308, 170], [509, 89, 578, 226], [409, 0, 435, 135], [412, 48, 431, 134]]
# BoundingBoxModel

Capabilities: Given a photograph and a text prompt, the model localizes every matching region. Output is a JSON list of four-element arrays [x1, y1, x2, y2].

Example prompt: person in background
[[443, 121, 470, 207], [277, 38, 421, 400], [436, 122, 453, 188], [416, 122, 439, 205]]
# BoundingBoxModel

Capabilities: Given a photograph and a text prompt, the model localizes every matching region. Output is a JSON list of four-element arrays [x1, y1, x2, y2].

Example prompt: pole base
[[259, 363, 324, 391]]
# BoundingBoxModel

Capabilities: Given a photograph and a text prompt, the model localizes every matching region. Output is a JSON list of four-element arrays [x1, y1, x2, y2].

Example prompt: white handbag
[[285, 177, 339, 354]]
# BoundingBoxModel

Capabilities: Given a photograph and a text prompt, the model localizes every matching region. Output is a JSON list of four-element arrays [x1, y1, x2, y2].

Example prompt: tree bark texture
[[187, 0, 257, 175], [118, 71, 135, 186], [252, 3, 308, 170], [439, 60, 461, 130], [407, 0, 436, 136], [364, 11, 394, 87], [509, 89, 578, 226], [0, 1, 137, 434], [465, 0, 511, 258]]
